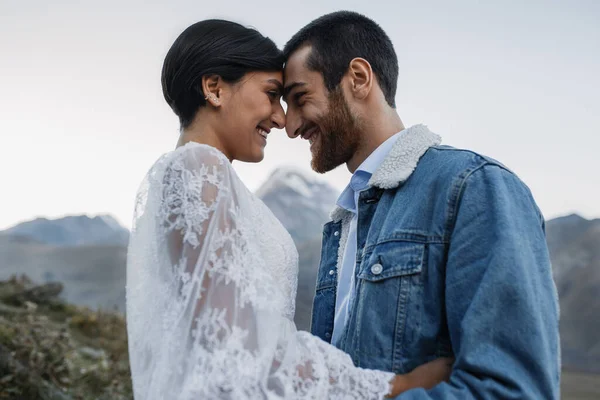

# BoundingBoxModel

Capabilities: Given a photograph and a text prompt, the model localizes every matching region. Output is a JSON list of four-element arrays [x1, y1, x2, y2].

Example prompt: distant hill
[[546, 214, 600, 372], [1, 170, 599, 373], [5, 215, 129, 247], [0, 233, 126, 312], [257, 167, 339, 243], [294, 236, 323, 331]]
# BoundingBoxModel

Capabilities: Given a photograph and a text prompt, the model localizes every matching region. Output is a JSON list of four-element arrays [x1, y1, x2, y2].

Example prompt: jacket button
[[334, 231, 340, 237], [329, 269, 335, 276], [371, 263, 383, 275], [325, 332, 331, 339]]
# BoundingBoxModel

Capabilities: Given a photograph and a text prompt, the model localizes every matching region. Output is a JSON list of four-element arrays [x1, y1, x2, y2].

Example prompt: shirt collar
[[336, 131, 403, 212]]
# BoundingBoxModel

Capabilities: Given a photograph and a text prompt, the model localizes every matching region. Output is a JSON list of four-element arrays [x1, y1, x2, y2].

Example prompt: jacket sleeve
[[395, 164, 560, 399]]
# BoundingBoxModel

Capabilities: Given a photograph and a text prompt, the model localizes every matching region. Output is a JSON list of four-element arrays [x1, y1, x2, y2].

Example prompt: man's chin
[[311, 155, 340, 174]]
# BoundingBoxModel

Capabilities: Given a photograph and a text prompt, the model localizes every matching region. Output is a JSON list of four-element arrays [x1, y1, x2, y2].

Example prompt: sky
[[0, 0, 599, 230]]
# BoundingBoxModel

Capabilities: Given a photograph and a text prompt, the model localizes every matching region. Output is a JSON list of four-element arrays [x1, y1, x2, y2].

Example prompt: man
[[283, 10, 560, 399]]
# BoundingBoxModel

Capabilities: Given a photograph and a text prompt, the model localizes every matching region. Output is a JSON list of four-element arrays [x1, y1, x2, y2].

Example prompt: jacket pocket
[[352, 240, 425, 372], [358, 240, 424, 282]]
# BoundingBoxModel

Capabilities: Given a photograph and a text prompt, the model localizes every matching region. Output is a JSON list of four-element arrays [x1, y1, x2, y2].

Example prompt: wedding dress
[[126, 142, 394, 399]]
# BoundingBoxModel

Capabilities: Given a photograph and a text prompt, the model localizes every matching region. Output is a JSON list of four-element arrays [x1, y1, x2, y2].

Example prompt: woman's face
[[218, 71, 285, 163]]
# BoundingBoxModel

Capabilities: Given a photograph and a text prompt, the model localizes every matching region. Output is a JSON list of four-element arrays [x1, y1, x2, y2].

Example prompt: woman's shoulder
[[147, 142, 234, 178], [170, 142, 231, 167], [139, 142, 255, 205]]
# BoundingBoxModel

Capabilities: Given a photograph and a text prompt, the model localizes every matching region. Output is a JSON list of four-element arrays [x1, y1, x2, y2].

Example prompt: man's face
[[284, 46, 361, 173]]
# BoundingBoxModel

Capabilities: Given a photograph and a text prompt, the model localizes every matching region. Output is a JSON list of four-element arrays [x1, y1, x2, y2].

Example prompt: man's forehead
[[288, 45, 312, 63], [284, 46, 312, 77]]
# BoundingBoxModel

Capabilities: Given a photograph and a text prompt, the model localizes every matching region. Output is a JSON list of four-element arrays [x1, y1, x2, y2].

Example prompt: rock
[[5, 282, 63, 306], [0, 302, 25, 316], [38, 381, 73, 400], [79, 346, 106, 361]]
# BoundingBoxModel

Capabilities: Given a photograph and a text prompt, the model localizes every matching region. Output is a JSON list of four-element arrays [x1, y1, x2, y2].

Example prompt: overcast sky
[[1, 0, 598, 230]]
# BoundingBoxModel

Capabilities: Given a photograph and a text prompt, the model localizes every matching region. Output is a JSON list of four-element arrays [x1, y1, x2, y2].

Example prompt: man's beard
[[310, 88, 362, 173]]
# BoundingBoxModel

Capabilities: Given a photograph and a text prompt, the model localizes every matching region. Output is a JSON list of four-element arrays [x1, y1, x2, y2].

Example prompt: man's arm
[[396, 164, 560, 399]]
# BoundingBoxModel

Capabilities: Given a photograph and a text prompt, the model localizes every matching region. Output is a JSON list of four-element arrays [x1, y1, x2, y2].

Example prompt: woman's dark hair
[[162, 20, 284, 129]]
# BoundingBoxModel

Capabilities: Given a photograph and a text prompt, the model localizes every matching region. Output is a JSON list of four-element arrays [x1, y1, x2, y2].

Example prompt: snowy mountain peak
[[256, 166, 332, 199], [256, 166, 339, 242]]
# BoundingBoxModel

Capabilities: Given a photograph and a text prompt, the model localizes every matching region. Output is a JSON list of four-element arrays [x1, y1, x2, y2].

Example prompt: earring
[[205, 94, 218, 102]]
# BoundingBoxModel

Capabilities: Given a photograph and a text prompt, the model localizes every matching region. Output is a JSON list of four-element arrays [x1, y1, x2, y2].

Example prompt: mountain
[[257, 166, 339, 243], [0, 233, 126, 312], [294, 236, 323, 331], [5, 215, 129, 247], [255, 167, 338, 330], [3, 169, 600, 373], [545, 214, 600, 372], [0, 215, 128, 313]]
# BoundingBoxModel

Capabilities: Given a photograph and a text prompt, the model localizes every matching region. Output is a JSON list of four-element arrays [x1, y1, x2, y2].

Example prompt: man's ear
[[347, 58, 373, 101], [201, 75, 223, 107]]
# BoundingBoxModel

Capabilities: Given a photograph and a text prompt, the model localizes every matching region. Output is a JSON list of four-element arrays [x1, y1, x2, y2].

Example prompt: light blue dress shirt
[[331, 131, 403, 345]]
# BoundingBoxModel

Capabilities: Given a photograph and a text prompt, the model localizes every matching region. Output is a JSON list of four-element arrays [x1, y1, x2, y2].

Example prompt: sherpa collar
[[330, 124, 441, 223]]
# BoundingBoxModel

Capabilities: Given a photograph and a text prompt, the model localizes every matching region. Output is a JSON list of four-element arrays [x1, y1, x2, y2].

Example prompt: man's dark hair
[[162, 20, 284, 129], [284, 11, 398, 107]]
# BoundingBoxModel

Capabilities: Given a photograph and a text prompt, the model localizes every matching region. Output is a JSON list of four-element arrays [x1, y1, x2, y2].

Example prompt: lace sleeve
[[126, 143, 394, 400]]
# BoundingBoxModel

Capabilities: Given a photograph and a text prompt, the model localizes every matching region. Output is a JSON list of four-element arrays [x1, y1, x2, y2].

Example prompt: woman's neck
[[176, 121, 233, 162]]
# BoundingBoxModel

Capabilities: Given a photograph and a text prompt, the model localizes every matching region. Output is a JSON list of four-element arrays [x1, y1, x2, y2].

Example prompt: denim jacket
[[311, 125, 560, 399]]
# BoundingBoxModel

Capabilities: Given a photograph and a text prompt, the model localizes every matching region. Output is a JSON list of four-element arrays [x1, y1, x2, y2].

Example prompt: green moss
[[0, 277, 132, 399], [0, 322, 15, 345]]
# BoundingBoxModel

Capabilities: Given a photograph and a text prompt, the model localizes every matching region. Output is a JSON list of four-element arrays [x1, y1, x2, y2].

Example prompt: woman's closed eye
[[267, 90, 281, 100]]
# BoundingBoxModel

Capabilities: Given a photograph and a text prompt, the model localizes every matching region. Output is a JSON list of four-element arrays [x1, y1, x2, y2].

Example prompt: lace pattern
[[126, 142, 394, 399]]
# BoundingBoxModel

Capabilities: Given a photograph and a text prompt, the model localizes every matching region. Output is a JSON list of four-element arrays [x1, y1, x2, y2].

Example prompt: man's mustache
[[296, 122, 318, 138]]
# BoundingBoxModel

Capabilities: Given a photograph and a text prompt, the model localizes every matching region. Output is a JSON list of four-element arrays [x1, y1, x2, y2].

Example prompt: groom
[[283, 11, 560, 399]]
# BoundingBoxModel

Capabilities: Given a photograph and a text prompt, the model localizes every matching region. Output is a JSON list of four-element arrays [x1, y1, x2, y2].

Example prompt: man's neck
[[346, 110, 404, 173]]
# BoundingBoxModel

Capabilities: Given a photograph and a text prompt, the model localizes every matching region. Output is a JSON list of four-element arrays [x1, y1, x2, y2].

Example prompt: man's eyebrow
[[282, 82, 306, 102], [266, 78, 284, 93]]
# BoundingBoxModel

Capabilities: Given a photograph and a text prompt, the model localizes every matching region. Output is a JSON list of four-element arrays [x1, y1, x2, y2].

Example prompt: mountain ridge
[[1, 166, 599, 373]]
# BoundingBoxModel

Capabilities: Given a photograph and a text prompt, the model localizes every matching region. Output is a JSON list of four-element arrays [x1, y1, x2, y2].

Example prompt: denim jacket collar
[[330, 124, 442, 223]]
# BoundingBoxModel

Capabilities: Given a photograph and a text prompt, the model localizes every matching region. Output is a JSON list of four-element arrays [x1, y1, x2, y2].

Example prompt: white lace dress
[[126, 142, 394, 399]]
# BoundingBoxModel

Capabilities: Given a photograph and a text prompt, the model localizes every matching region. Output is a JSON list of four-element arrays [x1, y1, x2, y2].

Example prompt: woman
[[126, 20, 450, 399]]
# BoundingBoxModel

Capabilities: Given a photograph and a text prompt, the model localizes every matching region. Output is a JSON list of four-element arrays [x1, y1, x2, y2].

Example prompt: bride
[[126, 20, 450, 399]]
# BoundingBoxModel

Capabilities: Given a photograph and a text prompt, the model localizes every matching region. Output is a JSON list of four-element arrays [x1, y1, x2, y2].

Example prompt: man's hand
[[386, 357, 454, 398]]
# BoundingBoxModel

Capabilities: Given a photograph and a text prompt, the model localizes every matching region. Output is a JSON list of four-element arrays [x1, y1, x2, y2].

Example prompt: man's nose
[[285, 112, 300, 139]]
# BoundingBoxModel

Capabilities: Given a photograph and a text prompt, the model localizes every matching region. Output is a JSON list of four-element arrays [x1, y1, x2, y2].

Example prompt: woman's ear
[[202, 75, 223, 107]]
